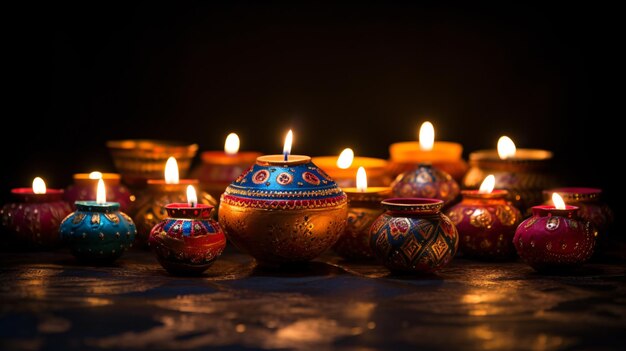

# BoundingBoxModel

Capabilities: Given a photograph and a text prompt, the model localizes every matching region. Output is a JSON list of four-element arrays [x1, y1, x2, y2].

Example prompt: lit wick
[[283, 129, 293, 162], [187, 185, 198, 207], [96, 179, 106, 204]]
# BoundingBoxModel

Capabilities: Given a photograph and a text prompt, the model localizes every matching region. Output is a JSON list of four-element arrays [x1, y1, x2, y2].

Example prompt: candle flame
[[164, 157, 179, 184], [337, 148, 354, 169], [32, 177, 46, 194], [96, 178, 106, 204], [283, 130, 293, 161], [419, 121, 435, 151], [356, 166, 368, 192], [187, 185, 198, 207], [478, 175, 495, 194], [224, 133, 240, 155], [89, 171, 103, 179], [497, 136, 517, 160], [552, 192, 566, 210]]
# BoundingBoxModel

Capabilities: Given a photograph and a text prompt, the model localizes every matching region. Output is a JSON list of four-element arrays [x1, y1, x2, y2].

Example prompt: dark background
[[3, 2, 622, 219]]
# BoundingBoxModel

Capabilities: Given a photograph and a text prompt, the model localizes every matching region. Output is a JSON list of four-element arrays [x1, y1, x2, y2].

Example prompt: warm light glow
[[283, 130, 293, 160], [478, 175, 495, 194], [224, 133, 240, 155], [356, 166, 368, 192], [419, 121, 435, 151], [32, 177, 46, 194], [336, 148, 354, 169], [187, 185, 198, 207], [552, 192, 566, 210], [88, 171, 103, 179], [164, 157, 179, 184], [497, 136, 517, 160], [96, 179, 106, 204]]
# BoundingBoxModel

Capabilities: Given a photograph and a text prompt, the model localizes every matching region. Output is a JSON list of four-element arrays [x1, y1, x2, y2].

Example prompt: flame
[[356, 166, 368, 192], [89, 171, 103, 179], [187, 185, 198, 207], [96, 178, 106, 204], [283, 130, 293, 160], [337, 148, 354, 169], [419, 121, 435, 151], [164, 157, 179, 184], [552, 193, 566, 210], [224, 133, 240, 155], [478, 175, 495, 194], [497, 136, 517, 160], [32, 177, 46, 194]]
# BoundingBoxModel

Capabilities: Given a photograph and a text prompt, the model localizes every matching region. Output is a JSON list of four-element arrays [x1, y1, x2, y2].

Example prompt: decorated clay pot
[[64, 173, 133, 211], [514, 205, 596, 272], [390, 164, 460, 206], [59, 201, 137, 263], [447, 190, 522, 260], [1, 189, 72, 248], [218, 155, 348, 265], [149, 204, 226, 275], [369, 198, 458, 273], [463, 149, 557, 213], [542, 188, 613, 251], [333, 187, 391, 260], [129, 180, 217, 248]]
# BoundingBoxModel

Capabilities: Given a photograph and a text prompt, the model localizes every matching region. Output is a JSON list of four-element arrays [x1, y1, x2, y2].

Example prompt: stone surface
[[0, 250, 624, 351]]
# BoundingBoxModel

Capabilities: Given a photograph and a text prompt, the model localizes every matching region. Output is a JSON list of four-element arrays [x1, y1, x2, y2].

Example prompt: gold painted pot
[[218, 155, 348, 264], [333, 187, 391, 260]]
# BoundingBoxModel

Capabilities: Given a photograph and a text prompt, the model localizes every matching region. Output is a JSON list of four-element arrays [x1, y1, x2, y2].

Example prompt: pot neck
[[381, 198, 444, 215], [164, 203, 213, 219], [531, 205, 579, 218]]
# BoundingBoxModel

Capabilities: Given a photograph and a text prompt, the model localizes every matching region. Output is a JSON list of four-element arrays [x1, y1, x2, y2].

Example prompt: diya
[[218, 130, 348, 264], [312, 148, 391, 188], [59, 179, 136, 263], [64, 171, 133, 211], [1, 177, 72, 248], [149, 185, 226, 275], [190, 133, 262, 200], [447, 175, 522, 260], [463, 136, 557, 212], [333, 167, 391, 260], [389, 121, 468, 182], [514, 193, 596, 272], [542, 188, 613, 247], [369, 198, 458, 273], [130, 157, 217, 247]]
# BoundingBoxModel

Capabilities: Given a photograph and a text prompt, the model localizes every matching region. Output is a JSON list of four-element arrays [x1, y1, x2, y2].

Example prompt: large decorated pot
[[218, 155, 348, 265]]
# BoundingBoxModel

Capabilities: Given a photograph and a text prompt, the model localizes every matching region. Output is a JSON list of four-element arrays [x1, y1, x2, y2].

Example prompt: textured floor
[[1, 250, 625, 351]]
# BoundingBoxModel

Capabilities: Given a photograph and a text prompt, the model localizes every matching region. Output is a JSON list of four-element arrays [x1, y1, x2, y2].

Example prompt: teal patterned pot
[[60, 201, 136, 263]]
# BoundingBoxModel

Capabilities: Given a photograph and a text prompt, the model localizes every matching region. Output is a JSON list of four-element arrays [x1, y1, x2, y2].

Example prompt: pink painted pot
[[1, 189, 72, 248], [448, 190, 522, 260], [514, 205, 596, 272]]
